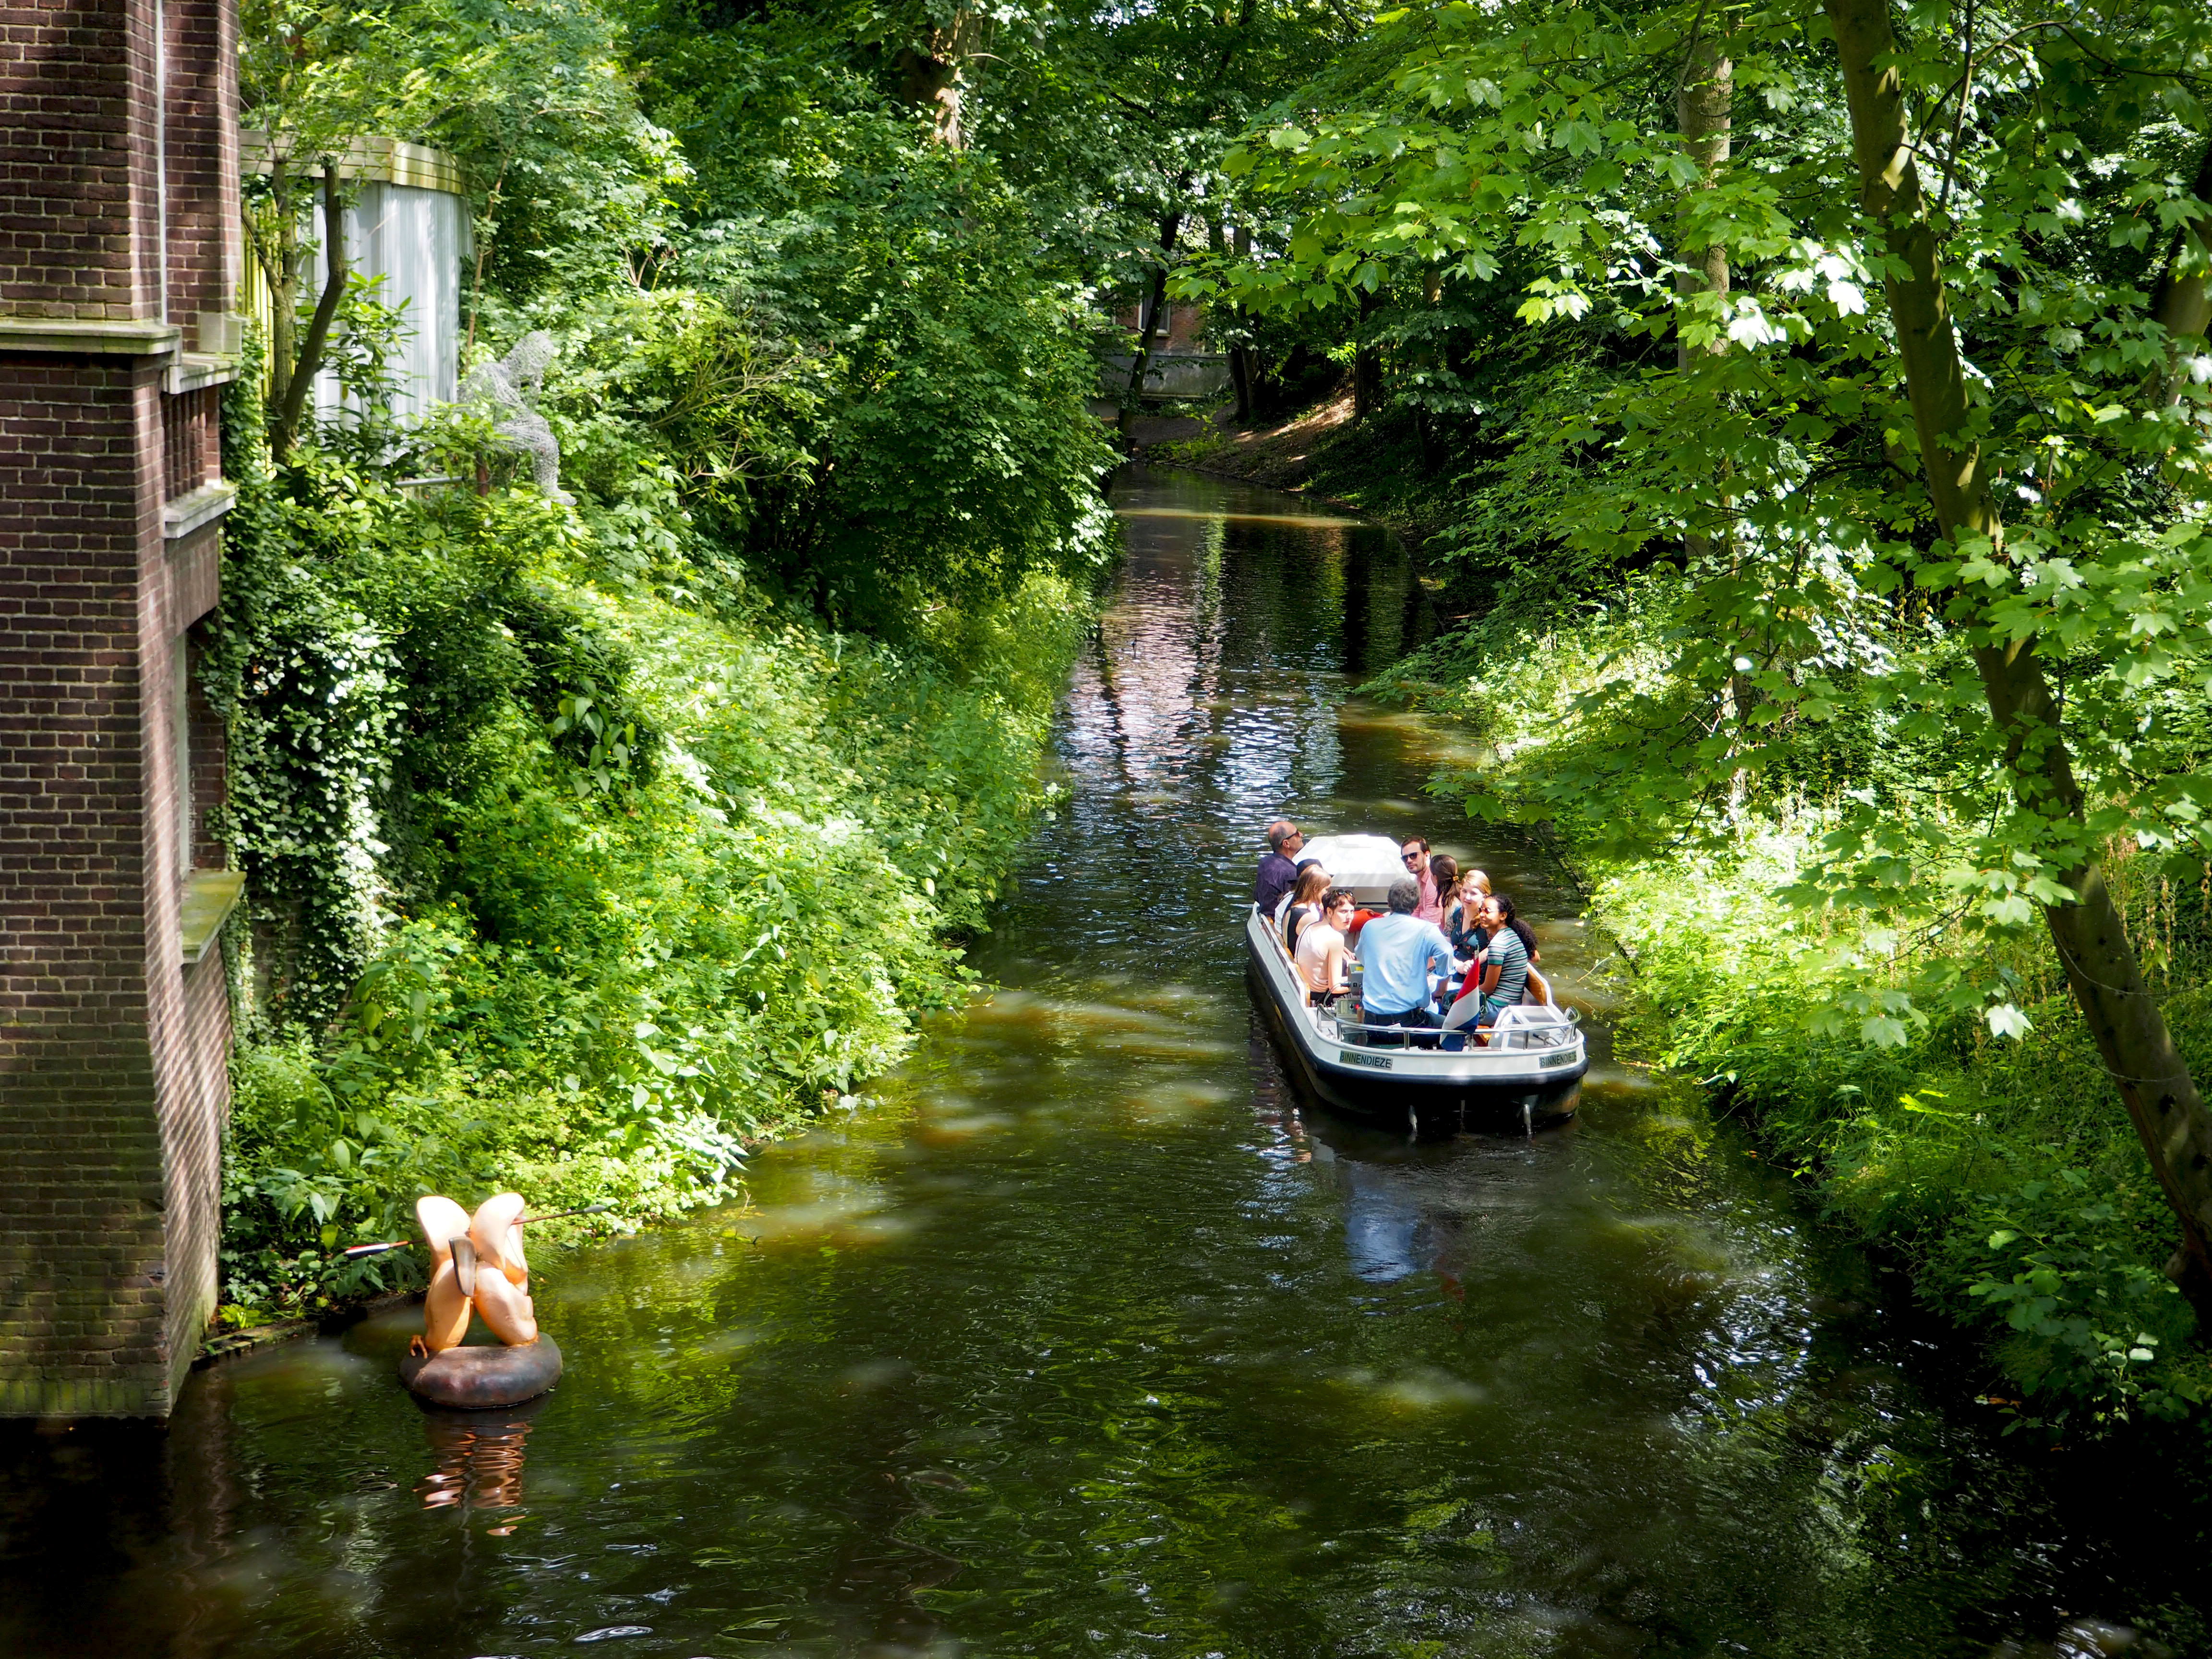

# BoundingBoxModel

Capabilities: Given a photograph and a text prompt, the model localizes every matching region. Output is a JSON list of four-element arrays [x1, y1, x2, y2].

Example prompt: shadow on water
[[3, 464, 2210, 1657]]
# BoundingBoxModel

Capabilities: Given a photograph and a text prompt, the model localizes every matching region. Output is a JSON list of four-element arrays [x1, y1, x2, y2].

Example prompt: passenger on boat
[[1353, 877, 1455, 1042], [1465, 895, 1531, 1024], [1428, 854, 1458, 926], [1295, 889, 1356, 1004], [1254, 820, 1305, 915], [1443, 870, 1491, 959], [1280, 863, 1333, 951], [1274, 855, 1324, 930], [1491, 892, 1540, 966], [1400, 838, 1442, 922], [1256, 823, 1300, 915]]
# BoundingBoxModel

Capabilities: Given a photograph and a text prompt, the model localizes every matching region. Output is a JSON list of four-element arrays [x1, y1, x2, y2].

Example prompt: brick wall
[[1, 0, 240, 1417], [164, 0, 238, 324], [0, 355, 174, 1416], [0, 0, 237, 328], [0, 0, 163, 320]]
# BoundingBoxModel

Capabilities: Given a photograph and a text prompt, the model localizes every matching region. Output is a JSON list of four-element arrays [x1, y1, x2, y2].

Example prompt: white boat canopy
[[1294, 833, 1411, 904]]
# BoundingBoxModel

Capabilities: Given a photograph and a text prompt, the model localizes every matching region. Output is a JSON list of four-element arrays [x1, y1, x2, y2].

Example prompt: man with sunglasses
[[1400, 837, 1442, 922], [1254, 820, 1305, 915]]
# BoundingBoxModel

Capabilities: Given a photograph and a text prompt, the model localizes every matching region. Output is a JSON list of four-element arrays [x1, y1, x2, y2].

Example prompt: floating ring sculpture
[[400, 1333, 564, 1408], [397, 1190, 556, 1407]]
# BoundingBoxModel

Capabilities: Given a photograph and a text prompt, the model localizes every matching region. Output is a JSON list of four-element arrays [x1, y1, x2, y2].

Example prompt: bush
[[1395, 589, 2212, 1431]]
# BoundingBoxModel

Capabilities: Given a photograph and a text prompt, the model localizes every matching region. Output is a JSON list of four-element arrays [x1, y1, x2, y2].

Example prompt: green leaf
[[1860, 1015, 1909, 1049]]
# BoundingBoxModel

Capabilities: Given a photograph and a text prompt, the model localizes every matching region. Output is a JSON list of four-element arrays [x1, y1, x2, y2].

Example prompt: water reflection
[[0, 466, 2207, 1657], [415, 1401, 538, 1513]]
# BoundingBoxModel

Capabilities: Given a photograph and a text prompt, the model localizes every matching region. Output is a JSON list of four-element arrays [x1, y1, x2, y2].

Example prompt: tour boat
[[1247, 834, 1587, 1132]]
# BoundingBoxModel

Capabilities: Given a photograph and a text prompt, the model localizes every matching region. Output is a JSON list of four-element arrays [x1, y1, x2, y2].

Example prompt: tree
[[1203, 0, 2212, 1296], [240, 0, 688, 461], [246, 155, 349, 461], [238, 0, 379, 458], [1823, 0, 2212, 1294]]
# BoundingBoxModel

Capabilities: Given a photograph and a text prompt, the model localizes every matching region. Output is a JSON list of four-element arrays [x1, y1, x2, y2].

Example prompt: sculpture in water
[[412, 1191, 539, 1352], [401, 1191, 562, 1407], [463, 330, 572, 504]]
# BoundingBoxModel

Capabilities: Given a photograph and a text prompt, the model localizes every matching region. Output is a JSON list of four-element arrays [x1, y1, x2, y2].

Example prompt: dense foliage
[[220, 0, 2212, 1439], [1166, 0, 2212, 1427], [219, 0, 1127, 1314]]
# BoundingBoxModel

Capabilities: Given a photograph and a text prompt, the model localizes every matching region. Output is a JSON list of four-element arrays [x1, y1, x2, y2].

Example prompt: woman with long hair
[[1491, 892, 1540, 964], [1443, 869, 1491, 959], [1295, 889, 1357, 1004], [1428, 853, 1458, 923], [1281, 862, 1333, 952]]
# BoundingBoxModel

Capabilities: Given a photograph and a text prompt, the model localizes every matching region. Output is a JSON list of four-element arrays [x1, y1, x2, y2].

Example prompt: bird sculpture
[[408, 1191, 540, 1356]]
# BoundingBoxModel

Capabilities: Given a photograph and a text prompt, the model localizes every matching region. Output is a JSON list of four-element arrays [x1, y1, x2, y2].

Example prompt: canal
[[4, 467, 2210, 1657]]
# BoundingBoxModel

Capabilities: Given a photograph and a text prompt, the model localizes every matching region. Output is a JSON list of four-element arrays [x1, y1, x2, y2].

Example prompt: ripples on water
[[3, 467, 2209, 1658]]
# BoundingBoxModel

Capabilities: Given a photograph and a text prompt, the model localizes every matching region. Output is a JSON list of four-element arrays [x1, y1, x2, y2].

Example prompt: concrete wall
[[0, 0, 240, 1417]]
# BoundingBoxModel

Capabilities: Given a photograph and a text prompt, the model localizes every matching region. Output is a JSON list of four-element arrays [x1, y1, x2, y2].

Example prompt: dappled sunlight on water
[[3, 466, 2209, 1658]]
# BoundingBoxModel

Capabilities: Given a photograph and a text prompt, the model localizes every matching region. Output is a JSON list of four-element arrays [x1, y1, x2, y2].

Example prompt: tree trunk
[[1674, 25, 1731, 374], [1827, 0, 2212, 1302], [271, 162, 348, 462], [1415, 266, 1443, 464], [1676, 27, 1735, 592], [1352, 288, 1382, 421], [1229, 225, 1255, 421], [897, 10, 980, 149], [1119, 210, 1183, 449], [247, 154, 301, 424], [2147, 139, 2212, 407]]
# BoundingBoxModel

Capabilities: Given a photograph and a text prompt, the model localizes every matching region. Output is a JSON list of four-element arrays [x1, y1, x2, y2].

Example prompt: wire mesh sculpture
[[464, 330, 572, 503]]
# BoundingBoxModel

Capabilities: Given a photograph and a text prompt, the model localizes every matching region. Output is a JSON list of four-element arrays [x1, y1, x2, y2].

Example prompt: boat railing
[[1319, 1007, 1579, 1051], [1253, 904, 1579, 1051]]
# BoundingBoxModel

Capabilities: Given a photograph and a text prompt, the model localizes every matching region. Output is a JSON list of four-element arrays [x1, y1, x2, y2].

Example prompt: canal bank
[[3, 468, 2210, 1658]]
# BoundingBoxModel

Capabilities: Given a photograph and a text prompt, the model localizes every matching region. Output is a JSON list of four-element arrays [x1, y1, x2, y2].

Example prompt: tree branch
[[273, 161, 347, 462]]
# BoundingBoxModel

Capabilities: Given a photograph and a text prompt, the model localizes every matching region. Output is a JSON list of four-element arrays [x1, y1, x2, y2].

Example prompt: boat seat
[[1485, 1004, 1574, 1050]]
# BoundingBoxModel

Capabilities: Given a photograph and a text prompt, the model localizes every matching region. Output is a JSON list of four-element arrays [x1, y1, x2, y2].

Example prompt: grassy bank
[[212, 269, 1111, 1325], [215, 450, 1097, 1322], [1360, 570, 2212, 1433]]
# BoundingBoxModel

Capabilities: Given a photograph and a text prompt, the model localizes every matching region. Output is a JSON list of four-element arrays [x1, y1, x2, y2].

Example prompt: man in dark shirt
[[1253, 820, 1304, 914]]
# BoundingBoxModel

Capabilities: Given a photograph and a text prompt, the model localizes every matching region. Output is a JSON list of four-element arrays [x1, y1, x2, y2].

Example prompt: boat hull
[[1245, 912, 1584, 1133]]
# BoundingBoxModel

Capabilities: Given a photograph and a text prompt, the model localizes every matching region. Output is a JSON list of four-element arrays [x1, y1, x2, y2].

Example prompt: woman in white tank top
[[1296, 890, 1355, 1004]]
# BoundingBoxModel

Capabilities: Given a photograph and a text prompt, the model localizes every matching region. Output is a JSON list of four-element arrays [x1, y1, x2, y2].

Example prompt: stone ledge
[[0, 317, 183, 356], [180, 870, 245, 965], [241, 130, 466, 194], [166, 351, 241, 395], [196, 1320, 312, 1366], [0, 1375, 167, 1418], [164, 480, 238, 542]]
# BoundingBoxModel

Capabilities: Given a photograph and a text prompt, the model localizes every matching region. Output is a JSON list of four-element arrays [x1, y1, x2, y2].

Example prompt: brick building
[[0, 0, 243, 1414]]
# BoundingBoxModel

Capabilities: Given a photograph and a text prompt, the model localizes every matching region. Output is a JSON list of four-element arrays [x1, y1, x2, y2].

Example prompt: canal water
[[5, 467, 2211, 1658]]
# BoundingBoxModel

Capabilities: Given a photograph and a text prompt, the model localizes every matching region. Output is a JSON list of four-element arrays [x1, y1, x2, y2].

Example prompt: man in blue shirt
[[1253, 820, 1304, 914], [1354, 878, 1455, 1044]]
